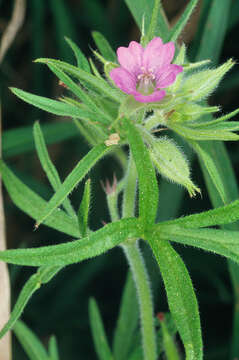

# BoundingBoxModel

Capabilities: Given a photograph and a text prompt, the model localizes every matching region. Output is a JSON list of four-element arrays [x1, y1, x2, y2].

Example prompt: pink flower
[[110, 37, 183, 103]]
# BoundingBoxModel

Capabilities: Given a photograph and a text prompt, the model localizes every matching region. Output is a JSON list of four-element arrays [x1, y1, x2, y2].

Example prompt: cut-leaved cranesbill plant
[[1, 0, 239, 359]]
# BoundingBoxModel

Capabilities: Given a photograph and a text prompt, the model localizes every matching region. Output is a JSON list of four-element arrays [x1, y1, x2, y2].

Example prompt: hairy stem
[[122, 154, 157, 360], [122, 241, 157, 360]]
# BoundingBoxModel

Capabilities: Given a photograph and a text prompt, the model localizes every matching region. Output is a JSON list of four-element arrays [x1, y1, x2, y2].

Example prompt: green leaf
[[158, 225, 239, 265], [159, 318, 180, 360], [49, 0, 76, 62], [144, 0, 161, 43], [125, 0, 169, 41], [0, 218, 141, 266], [14, 320, 49, 360], [35, 143, 109, 227], [113, 272, 138, 360], [195, 0, 232, 64], [171, 122, 239, 141], [0, 266, 61, 340], [0, 160, 80, 237], [168, 0, 198, 42], [92, 31, 116, 62], [190, 141, 229, 204], [35, 58, 123, 103], [181, 59, 234, 102], [10, 87, 87, 118], [122, 118, 159, 228], [33, 121, 76, 219], [89, 298, 113, 360], [162, 198, 239, 229], [78, 179, 91, 237], [147, 236, 202, 360], [46, 63, 111, 124], [2, 122, 78, 158], [49, 336, 60, 360], [65, 36, 91, 72]]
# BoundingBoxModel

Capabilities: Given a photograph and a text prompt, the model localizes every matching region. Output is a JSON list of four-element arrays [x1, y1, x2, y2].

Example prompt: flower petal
[[110, 67, 137, 95], [133, 90, 166, 103], [156, 64, 183, 88], [117, 41, 143, 76], [143, 40, 175, 71], [143, 37, 163, 70]]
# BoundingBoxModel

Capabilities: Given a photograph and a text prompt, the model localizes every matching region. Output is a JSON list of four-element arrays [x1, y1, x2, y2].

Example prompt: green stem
[[121, 153, 157, 360], [107, 191, 119, 222], [122, 241, 157, 360]]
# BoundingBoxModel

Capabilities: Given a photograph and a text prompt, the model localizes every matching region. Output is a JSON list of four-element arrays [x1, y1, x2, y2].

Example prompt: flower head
[[110, 37, 183, 103]]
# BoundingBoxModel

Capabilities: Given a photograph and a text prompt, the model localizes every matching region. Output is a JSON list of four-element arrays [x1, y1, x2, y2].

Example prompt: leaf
[[92, 31, 116, 62], [65, 36, 91, 72], [78, 179, 91, 237], [171, 122, 239, 141], [2, 122, 78, 158], [35, 143, 109, 227], [89, 298, 113, 360], [0, 266, 61, 340], [48, 336, 60, 360], [195, 0, 232, 64], [162, 198, 239, 229], [10, 87, 88, 118], [14, 320, 49, 360], [35, 58, 123, 103], [147, 236, 202, 360], [0, 160, 80, 237], [0, 218, 141, 266], [144, 0, 161, 43], [113, 272, 138, 360], [190, 141, 229, 204], [33, 121, 76, 219], [122, 118, 159, 228], [124, 0, 169, 41], [46, 63, 111, 124], [158, 225, 239, 265], [168, 0, 198, 42]]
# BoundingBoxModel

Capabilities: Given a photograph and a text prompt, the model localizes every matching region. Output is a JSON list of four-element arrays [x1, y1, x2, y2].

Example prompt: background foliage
[[1, 0, 239, 358]]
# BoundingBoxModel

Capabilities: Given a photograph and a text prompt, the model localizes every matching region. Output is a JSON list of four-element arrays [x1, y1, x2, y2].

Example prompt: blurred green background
[[1, 0, 239, 358]]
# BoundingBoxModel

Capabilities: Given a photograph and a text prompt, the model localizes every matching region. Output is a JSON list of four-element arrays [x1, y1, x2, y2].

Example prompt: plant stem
[[122, 154, 157, 360], [122, 241, 157, 360]]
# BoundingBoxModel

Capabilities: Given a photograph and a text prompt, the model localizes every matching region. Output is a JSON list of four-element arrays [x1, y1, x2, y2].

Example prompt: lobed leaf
[[0, 160, 80, 237], [147, 235, 202, 360], [0, 218, 141, 266], [89, 298, 113, 360]]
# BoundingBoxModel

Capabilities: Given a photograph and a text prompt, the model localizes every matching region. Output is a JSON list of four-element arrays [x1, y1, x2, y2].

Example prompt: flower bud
[[149, 137, 200, 197]]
